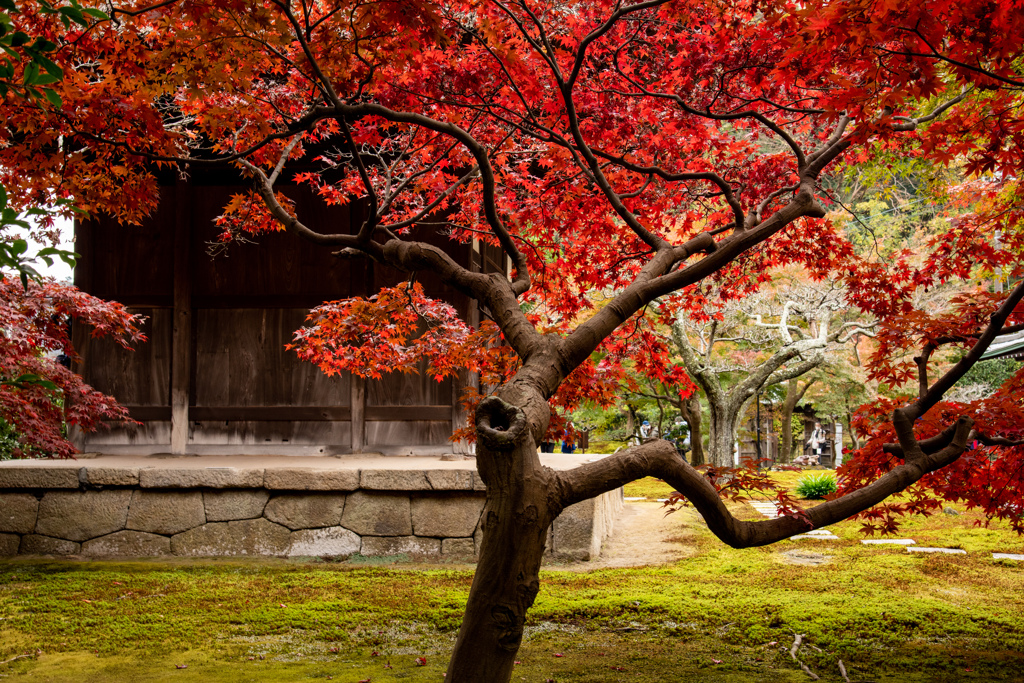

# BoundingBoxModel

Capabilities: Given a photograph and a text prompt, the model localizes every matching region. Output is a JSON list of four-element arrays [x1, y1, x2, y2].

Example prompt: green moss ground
[[1, 472, 1023, 682]]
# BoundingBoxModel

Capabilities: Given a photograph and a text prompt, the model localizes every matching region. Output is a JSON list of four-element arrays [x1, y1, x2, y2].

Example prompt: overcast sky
[[21, 216, 75, 283]]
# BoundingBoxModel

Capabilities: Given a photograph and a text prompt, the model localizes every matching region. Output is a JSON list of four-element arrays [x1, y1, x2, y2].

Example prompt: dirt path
[[552, 501, 699, 570]]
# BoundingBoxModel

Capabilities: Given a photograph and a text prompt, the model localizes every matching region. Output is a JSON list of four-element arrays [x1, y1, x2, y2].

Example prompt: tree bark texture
[[844, 413, 859, 451], [707, 400, 746, 468], [445, 395, 559, 682], [683, 392, 705, 466], [780, 378, 815, 463]]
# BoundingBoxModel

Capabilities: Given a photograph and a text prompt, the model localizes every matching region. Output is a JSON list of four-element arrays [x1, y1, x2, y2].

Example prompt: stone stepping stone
[[791, 529, 839, 541], [623, 497, 647, 501], [780, 549, 832, 566], [993, 553, 1024, 561], [907, 547, 966, 555], [791, 534, 839, 541], [861, 539, 916, 545]]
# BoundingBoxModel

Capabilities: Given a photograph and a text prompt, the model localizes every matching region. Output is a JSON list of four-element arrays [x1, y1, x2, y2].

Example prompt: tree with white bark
[[672, 284, 873, 467]]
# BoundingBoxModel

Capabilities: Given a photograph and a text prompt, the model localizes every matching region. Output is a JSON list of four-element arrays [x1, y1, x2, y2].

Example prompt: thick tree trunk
[[707, 403, 743, 468], [682, 392, 705, 466], [445, 396, 558, 683], [780, 378, 815, 463]]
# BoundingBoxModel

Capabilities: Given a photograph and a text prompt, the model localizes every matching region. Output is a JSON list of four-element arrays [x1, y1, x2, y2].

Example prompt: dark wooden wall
[[73, 179, 483, 455]]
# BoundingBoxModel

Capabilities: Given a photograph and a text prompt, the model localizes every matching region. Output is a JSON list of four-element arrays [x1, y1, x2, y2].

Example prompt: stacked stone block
[[0, 464, 621, 560]]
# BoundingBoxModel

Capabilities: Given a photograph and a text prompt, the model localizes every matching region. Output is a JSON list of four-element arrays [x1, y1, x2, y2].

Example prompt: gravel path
[[551, 501, 697, 570]]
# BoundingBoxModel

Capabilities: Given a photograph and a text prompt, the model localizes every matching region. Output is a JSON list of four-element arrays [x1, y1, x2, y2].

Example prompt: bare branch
[[240, 158, 361, 249], [914, 343, 937, 402], [895, 28, 1024, 88], [891, 92, 969, 131], [559, 188, 823, 377], [331, 101, 532, 296], [381, 165, 481, 232], [619, 173, 655, 199], [554, 424, 974, 548], [567, 0, 670, 89], [339, 118, 379, 244], [271, 0, 343, 107], [755, 184, 798, 224], [908, 279, 1024, 421], [268, 134, 303, 186], [588, 148, 746, 230]]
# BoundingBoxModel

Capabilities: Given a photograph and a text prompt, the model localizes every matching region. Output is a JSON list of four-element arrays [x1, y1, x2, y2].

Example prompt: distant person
[[666, 417, 689, 455], [561, 426, 576, 454], [805, 422, 827, 465]]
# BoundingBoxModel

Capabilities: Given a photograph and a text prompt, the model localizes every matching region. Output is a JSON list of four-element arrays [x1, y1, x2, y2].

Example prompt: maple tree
[[0, 274, 145, 458], [3, 0, 1024, 680], [0, 0, 143, 459]]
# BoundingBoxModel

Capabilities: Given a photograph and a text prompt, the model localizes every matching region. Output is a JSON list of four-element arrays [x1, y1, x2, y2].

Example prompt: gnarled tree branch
[[553, 423, 973, 548]]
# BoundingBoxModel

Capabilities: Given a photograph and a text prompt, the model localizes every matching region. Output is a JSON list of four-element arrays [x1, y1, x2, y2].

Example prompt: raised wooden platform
[[0, 454, 622, 561]]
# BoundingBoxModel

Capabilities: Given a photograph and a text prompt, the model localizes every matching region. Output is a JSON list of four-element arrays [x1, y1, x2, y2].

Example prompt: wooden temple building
[[72, 172, 506, 456]]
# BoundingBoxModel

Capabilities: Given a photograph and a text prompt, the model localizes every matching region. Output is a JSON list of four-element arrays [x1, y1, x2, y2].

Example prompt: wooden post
[[67, 216, 95, 451], [451, 370, 471, 455], [350, 375, 365, 453], [170, 180, 192, 454]]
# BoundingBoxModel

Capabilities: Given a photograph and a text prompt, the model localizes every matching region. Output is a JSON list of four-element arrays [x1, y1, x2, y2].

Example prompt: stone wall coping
[[0, 453, 596, 491]]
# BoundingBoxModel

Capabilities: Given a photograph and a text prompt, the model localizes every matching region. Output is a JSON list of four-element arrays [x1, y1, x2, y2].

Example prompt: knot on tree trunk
[[476, 396, 527, 451]]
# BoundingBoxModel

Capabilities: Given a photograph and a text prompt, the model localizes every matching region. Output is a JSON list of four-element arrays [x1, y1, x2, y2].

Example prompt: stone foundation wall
[[0, 464, 622, 561]]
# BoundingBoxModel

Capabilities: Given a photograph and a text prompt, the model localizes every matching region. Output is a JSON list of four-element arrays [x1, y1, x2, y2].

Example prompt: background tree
[[0, 0, 142, 458], [672, 283, 872, 467], [787, 365, 865, 457], [3, 1, 1024, 681]]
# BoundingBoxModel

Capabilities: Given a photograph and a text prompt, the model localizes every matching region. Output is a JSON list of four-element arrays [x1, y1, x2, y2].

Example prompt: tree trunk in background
[[708, 401, 744, 468], [780, 379, 799, 463], [780, 378, 816, 463], [683, 392, 705, 466], [844, 412, 859, 452]]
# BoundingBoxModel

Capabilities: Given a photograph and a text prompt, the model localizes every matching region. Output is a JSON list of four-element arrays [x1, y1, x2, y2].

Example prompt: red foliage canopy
[[0, 277, 144, 457], [1, 0, 1023, 530]]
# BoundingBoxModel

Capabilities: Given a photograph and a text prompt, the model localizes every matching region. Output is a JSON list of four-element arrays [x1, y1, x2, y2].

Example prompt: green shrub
[[0, 419, 19, 460], [795, 472, 837, 499]]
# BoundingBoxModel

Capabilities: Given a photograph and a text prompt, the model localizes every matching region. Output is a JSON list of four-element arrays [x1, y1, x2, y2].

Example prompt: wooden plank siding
[[73, 181, 481, 455]]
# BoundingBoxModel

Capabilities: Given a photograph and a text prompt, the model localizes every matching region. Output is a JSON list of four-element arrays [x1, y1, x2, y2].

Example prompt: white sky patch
[[12, 215, 75, 283]]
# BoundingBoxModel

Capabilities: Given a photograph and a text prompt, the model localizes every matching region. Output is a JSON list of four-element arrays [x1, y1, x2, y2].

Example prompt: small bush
[[795, 472, 837, 499], [0, 419, 19, 460]]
